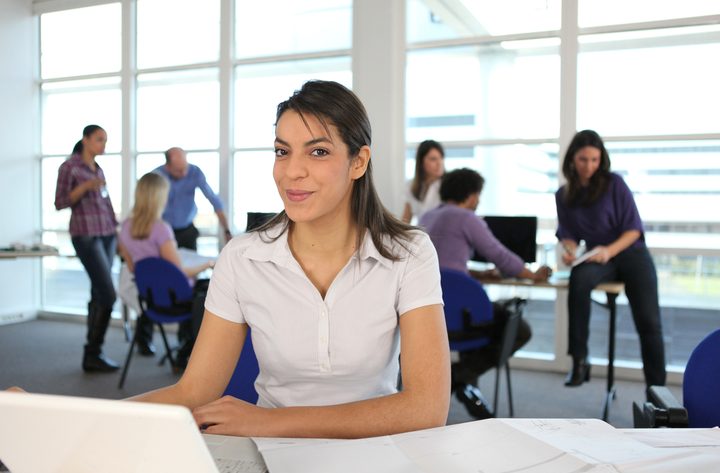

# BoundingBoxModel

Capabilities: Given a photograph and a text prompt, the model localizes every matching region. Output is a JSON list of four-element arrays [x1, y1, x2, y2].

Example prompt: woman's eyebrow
[[274, 136, 333, 147]]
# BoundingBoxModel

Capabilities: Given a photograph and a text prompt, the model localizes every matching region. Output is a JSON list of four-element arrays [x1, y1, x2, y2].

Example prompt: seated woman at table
[[555, 130, 665, 389], [420, 167, 550, 419], [117, 172, 214, 368], [127, 80, 450, 438], [401, 139, 445, 223]]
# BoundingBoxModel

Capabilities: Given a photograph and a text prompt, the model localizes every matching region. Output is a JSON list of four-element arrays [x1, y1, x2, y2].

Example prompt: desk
[[205, 421, 720, 473], [470, 270, 625, 422], [0, 249, 58, 259]]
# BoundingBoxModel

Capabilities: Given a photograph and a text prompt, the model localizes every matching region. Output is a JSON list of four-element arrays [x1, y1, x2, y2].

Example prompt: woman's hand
[[588, 246, 612, 264], [192, 395, 268, 437], [5, 386, 26, 393]]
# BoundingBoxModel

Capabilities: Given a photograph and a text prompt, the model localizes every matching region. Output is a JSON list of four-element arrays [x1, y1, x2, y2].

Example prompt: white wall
[[0, 0, 40, 322]]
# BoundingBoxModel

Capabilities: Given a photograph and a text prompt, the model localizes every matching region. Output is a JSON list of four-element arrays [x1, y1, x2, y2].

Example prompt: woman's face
[[83, 129, 107, 157], [273, 110, 369, 226], [572, 145, 601, 185], [422, 148, 444, 180]]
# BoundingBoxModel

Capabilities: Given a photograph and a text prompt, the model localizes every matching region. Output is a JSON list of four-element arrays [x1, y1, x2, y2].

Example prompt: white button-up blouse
[[205, 226, 443, 408]]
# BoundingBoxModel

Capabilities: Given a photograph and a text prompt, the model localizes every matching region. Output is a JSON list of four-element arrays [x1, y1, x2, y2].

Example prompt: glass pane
[[235, 0, 351, 59], [407, 0, 560, 43], [41, 78, 122, 156], [406, 44, 559, 143], [137, 0, 220, 69], [234, 58, 352, 149], [232, 151, 284, 232], [604, 140, 720, 234], [41, 231, 122, 315], [406, 143, 559, 241], [135, 152, 221, 234], [42, 157, 71, 231], [579, 0, 720, 28], [578, 28, 720, 136], [137, 69, 219, 151], [40, 4, 121, 79]]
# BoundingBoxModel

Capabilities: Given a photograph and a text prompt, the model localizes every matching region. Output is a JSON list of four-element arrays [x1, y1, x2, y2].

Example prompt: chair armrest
[[632, 386, 689, 428]]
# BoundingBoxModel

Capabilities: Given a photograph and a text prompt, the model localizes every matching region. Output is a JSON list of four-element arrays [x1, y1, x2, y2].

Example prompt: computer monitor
[[472, 216, 537, 264], [246, 212, 277, 232]]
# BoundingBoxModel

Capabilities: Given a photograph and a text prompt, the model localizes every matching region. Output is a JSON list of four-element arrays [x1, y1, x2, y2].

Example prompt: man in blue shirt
[[155, 147, 232, 250]]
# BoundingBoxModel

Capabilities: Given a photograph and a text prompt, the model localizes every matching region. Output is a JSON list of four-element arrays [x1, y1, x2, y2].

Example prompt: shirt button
[[320, 335, 327, 344]]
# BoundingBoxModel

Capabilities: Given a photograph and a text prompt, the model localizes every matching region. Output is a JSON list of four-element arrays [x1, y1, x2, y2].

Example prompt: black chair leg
[[157, 325, 178, 371], [118, 327, 139, 389], [506, 362, 514, 417], [494, 368, 500, 415]]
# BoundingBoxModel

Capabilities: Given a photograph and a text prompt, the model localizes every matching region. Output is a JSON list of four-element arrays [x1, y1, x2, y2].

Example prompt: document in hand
[[572, 247, 602, 267], [253, 418, 719, 473]]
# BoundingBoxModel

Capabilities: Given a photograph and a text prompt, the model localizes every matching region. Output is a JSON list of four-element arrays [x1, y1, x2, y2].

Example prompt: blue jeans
[[567, 246, 666, 387], [72, 235, 117, 309]]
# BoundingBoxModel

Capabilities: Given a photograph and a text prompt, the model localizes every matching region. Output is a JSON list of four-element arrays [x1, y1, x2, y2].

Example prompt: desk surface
[[470, 269, 625, 294], [204, 422, 720, 473], [0, 249, 59, 259]]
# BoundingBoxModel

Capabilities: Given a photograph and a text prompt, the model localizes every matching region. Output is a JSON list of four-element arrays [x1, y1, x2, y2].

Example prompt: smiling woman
[[128, 80, 451, 439]]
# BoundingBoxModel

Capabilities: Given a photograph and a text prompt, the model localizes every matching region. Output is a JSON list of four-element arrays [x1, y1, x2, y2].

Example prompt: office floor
[[0, 317, 682, 428]]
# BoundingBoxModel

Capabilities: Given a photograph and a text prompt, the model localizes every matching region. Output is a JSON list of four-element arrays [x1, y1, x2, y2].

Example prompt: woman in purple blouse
[[54, 124, 120, 373], [555, 130, 666, 390]]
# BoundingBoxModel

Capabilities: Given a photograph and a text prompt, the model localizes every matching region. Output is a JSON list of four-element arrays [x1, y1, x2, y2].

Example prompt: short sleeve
[[555, 187, 576, 241], [396, 232, 443, 316], [204, 242, 246, 323], [152, 221, 175, 247], [612, 176, 644, 233]]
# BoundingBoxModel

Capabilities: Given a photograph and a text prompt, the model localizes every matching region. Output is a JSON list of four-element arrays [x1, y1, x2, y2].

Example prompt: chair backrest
[[683, 328, 720, 428], [223, 328, 260, 404], [440, 268, 494, 352], [134, 257, 194, 323]]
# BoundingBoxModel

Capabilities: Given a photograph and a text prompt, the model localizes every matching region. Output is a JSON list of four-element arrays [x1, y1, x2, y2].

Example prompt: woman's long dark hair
[[561, 129, 611, 206], [259, 80, 414, 260], [410, 139, 444, 201], [72, 124, 104, 155]]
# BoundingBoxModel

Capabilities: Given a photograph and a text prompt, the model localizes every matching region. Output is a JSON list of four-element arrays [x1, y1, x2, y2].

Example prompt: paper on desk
[[254, 419, 717, 473], [178, 248, 215, 268]]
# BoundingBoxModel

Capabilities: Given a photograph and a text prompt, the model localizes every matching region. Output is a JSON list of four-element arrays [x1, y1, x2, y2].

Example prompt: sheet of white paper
[[204, 434, 268, 473], [621, 427, 720, 448], [571, 247, 601, 267], [255, 436, 422, 473], [178, 247, 215, 268]]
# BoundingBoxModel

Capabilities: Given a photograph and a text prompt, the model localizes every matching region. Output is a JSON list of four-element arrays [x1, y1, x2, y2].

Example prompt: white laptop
[[0, 391, 266, 473]]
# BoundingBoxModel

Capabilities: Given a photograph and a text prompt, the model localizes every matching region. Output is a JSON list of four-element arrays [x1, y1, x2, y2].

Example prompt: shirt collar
[[243, 225, 393, 270]]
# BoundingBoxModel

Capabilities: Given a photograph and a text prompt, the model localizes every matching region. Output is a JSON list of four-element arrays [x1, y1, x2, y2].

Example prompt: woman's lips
[[286, 190, 313, 202]]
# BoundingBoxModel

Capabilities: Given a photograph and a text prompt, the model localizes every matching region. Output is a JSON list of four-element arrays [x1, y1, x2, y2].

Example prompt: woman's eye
[[274, 148, 287, 158], [310, 148, 329, 157]]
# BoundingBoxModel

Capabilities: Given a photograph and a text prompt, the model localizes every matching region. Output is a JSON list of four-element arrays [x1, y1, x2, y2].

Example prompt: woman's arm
[[129, 311, 246, 407], [158, 239, 213, 277], [560, 239, 578, 266], [401, 202, 413, 224], [192, 304, 451, 438], [588, 230, 641, 264]]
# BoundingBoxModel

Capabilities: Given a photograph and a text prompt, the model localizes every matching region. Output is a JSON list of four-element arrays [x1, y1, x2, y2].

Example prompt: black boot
[[135, 314, 156, 356], [564, 357, 591, 387], [83, 302, 120, 372]]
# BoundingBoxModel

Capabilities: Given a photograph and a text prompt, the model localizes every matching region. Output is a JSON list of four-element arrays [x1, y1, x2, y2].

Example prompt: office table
[[0, 249, 58, 259], [470, 270, 625, 422]]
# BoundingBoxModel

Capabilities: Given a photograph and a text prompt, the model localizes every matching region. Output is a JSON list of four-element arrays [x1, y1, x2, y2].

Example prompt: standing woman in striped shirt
[[55, 124, 120, 372]]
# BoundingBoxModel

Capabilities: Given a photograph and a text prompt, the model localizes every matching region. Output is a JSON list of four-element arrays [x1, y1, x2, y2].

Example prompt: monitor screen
[[472, 216, 537, 264], [246, 212, 277, 232]]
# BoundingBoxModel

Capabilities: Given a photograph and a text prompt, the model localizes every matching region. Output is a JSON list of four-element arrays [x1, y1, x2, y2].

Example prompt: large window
[[406, 1, 720, 368], [38, 0, 352, 315]]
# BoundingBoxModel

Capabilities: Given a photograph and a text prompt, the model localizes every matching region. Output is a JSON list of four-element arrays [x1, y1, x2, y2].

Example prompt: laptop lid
[[0, 391, 219, 473]]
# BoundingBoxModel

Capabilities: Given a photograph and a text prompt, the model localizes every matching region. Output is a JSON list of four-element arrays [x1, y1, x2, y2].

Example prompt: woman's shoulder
[[383, 228, 435, 260]]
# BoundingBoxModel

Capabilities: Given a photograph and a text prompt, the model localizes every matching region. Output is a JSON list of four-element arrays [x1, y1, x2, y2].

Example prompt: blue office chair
[[118, 257, 194, 389], [223, 327, 260, 403], [440, 268, 520, 416], [683, 328, 720, 427], [633, 328, 720, 428]]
